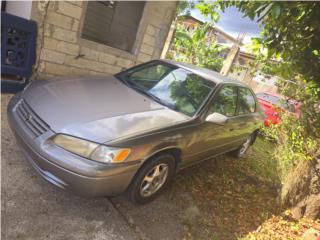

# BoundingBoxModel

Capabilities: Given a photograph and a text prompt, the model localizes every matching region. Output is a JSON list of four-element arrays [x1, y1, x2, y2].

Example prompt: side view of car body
[[256, 92, 300, 127], [8, 60, 264, 203]]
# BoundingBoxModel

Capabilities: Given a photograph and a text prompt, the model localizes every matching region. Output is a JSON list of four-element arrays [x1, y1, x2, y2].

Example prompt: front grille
[[15, 99, 50, 137]]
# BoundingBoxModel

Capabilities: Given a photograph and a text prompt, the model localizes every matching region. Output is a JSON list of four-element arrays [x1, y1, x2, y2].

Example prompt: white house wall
[[5, 1, 32, 20]]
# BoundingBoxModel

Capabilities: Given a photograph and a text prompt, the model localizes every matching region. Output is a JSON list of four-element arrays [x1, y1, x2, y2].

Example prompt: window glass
[[209, 86, 238, 117], [129, 65, 172, 89], [238, 88, 256, 114], [256, 92, 292, 111], [82, 1, 145, 52], [118, 62, 216, 116], [256, 93, 281, 105]]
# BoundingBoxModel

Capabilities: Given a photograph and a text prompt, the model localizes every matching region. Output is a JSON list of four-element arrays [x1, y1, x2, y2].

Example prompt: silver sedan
[[8, 60, 264, 204]]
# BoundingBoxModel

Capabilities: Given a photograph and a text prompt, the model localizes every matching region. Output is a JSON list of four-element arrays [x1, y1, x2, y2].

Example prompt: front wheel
[[231, 134, 253, 158], [127, 154, 175, 204]]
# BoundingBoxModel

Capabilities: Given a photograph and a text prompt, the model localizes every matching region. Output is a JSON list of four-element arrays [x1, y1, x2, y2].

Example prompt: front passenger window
[[209, 86, 238, 117]]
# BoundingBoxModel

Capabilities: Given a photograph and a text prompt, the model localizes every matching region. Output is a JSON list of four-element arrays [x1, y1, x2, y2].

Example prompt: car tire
[[231, 133, 254, 158], [127, 154, 176, 204]]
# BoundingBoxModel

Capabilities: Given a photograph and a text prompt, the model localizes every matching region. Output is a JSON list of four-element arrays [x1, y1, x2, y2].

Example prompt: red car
[[256, 92, 299, 127]]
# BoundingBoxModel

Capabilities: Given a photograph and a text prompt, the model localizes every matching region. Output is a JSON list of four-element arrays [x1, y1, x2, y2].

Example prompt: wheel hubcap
[[140, 163, 169, 197], [239, 136, 251, 155]]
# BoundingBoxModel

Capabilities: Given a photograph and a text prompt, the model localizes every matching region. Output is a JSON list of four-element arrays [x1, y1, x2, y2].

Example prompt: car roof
[[257, 91, 282, 98], [161, 59, 248, 87]]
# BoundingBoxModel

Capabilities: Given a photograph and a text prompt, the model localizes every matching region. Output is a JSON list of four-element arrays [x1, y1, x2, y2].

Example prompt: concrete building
[[176, 15, 255, 69], [1, 1, 177, 82], [179, 15, 240, 46]]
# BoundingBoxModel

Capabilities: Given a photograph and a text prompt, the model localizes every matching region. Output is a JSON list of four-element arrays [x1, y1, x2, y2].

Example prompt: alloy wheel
[[239, 135, 252, 155], [140, 163, 169, 197]]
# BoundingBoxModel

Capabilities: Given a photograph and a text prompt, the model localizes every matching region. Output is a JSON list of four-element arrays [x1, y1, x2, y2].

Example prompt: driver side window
[[208, 85, 238, 117]]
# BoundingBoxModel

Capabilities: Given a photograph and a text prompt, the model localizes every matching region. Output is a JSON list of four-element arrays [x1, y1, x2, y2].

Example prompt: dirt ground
[[1, 93, 280, 240]]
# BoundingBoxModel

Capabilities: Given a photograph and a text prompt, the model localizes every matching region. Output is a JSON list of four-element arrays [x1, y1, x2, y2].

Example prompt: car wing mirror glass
[[205, 112, 228, 125]]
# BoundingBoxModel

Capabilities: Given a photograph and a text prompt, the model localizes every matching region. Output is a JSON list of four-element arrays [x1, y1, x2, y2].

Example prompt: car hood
[[23, 76, 189, 143]]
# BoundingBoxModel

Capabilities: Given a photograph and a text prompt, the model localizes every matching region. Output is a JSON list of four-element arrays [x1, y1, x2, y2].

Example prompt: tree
[[176, 1, 196, 16], [197, 1, 320, 219], [168, 22, 225, 72], [197, 1, 320, 85]]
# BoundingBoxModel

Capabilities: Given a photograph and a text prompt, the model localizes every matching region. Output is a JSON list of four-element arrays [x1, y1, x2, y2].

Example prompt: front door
[[182, 85, 241, 166], [202, 85, 242, 156]]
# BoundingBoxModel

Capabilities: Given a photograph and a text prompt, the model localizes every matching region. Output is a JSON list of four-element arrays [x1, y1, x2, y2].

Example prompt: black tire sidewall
[[127, 154, 176, 204]]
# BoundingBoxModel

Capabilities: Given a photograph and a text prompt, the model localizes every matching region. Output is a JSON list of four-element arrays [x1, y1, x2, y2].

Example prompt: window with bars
[[82, 1, 145, 52]]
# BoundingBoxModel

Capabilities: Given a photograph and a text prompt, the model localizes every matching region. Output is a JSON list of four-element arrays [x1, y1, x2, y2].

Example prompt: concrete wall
[[30, 1, 177, 79]]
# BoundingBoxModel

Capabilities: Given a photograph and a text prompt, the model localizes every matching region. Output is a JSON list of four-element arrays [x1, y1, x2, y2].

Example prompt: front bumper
[[7, 95, 140, 197]]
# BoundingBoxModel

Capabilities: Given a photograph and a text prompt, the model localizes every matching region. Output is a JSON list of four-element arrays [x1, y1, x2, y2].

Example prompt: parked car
[[256, 92, 299, 127], [8, 60, 264, 204]]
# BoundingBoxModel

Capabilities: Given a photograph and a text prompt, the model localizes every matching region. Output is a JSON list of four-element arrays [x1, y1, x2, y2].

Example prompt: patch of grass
[[240, 136, 280, 186]]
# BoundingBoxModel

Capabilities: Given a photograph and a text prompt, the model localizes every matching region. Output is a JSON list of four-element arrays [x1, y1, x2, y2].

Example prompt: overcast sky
[[191, 6, 262, 44]]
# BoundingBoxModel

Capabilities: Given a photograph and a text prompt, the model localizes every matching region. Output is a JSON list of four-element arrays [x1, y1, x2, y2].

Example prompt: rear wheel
[[231, 134, 253, 158], [127, 154, 175, 204]]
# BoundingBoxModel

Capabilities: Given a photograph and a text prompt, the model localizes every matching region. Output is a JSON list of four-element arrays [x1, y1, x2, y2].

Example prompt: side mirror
[[205, 112, 228, 125]]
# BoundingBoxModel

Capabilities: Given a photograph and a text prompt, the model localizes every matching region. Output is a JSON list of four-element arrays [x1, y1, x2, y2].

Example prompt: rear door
[[235, 87, 260, 141]]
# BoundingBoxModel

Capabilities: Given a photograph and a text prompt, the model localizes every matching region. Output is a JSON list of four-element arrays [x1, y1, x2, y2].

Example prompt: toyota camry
[[8, 60, 264, 204]]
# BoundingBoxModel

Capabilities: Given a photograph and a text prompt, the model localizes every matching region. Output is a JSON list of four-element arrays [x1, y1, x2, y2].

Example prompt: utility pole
[[161, 25, 176, 59], [220, 33, 245, 76]]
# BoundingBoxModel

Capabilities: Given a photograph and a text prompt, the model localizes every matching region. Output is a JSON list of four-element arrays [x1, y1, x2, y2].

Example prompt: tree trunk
[[281, 156, 320, 220]]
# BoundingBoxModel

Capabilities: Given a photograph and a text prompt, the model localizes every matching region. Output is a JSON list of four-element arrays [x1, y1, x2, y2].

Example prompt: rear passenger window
[[238, 88, 256, 114], [209, 86, 238, 117]]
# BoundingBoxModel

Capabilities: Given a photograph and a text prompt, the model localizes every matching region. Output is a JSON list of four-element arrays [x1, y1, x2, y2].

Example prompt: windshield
[[117, 62, 216, 116]]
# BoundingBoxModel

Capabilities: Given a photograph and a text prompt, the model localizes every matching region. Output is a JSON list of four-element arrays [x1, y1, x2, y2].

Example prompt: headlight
[[52, 134, 130, 164], [53, 134, 97, 158]]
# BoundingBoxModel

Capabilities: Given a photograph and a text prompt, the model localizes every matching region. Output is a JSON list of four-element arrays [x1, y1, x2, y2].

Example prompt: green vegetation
[[168, 22, 225, 72], [197, 1, 320, 85], [240, 137, 280, 185], [239, 211, 320, 240], [168, 1, 320, 238], [195, 0, 320, 220], [170, 1, 319, 236]]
